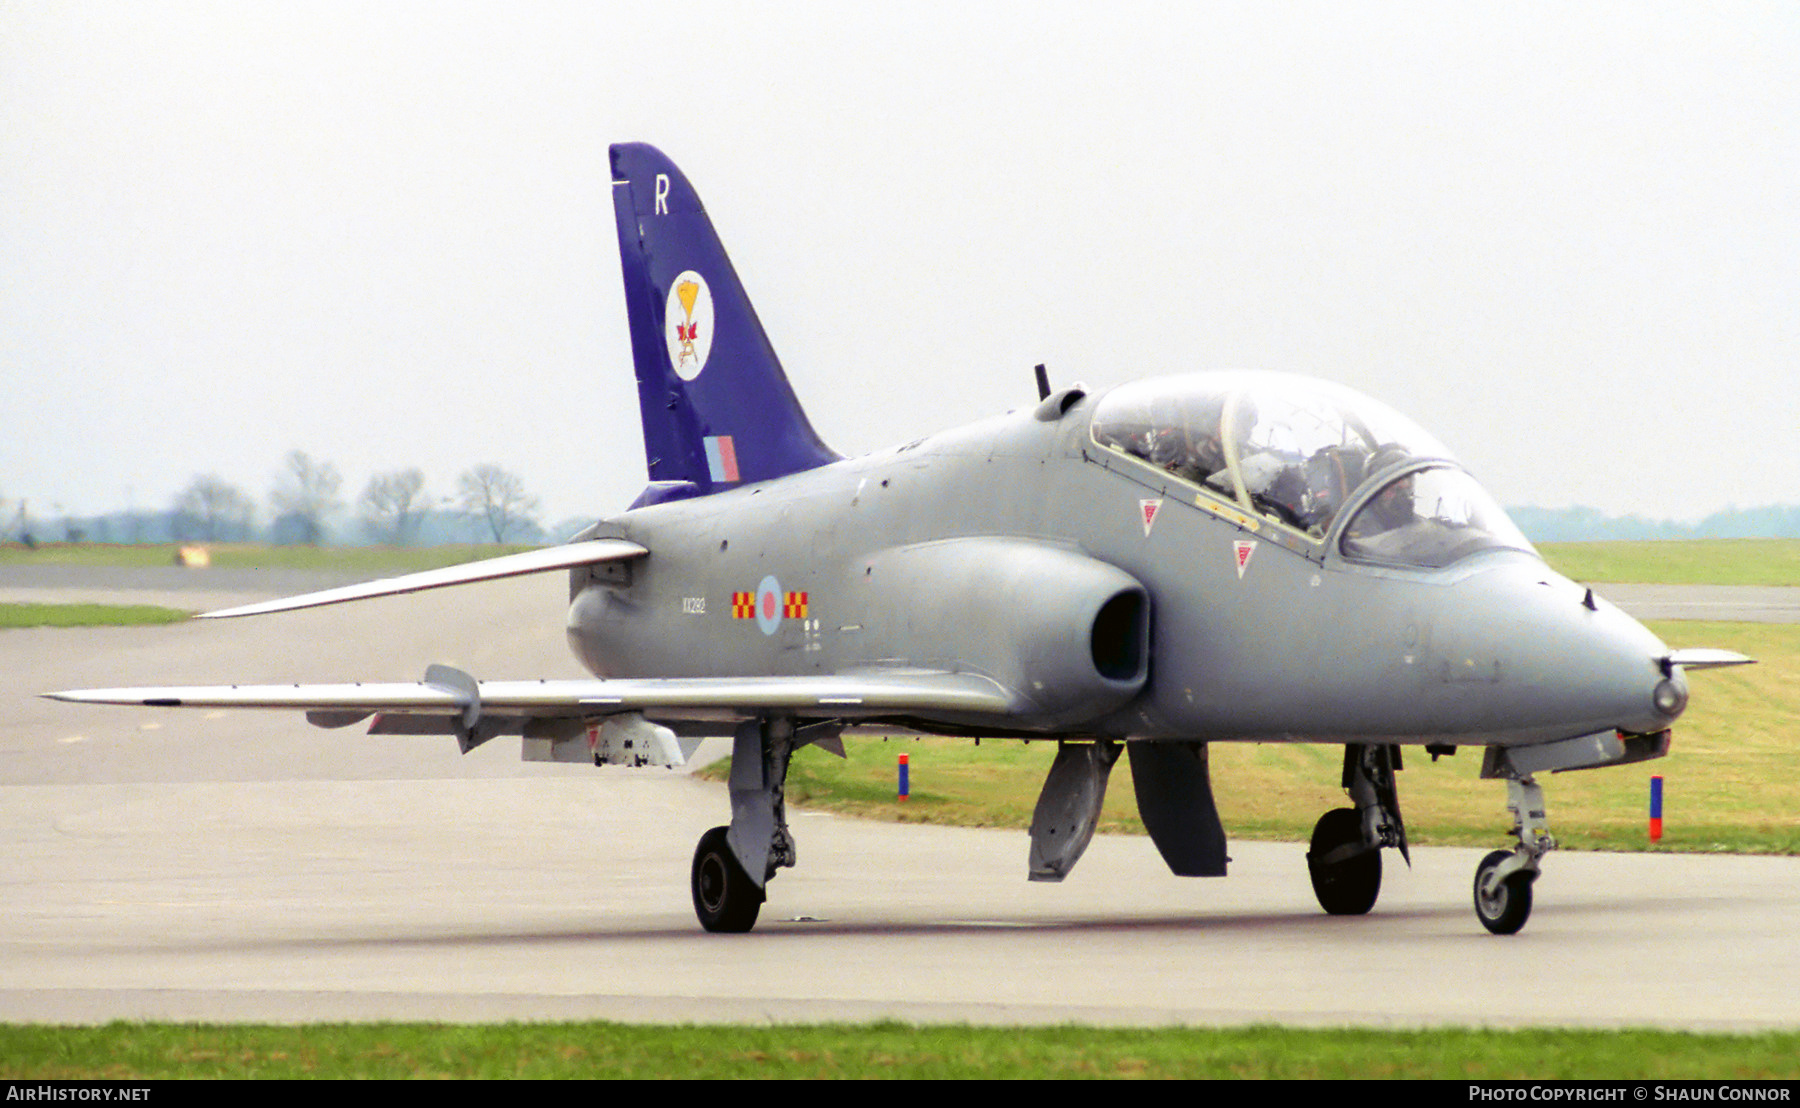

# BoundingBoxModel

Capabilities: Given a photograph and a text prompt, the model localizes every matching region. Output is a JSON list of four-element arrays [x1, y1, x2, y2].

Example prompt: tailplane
[[610, 143, 838, 505]]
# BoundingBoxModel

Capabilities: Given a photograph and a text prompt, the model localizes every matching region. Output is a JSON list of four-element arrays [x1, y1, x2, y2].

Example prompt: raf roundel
[[665, 270, 714, 381], [754, 575, 783, 636]]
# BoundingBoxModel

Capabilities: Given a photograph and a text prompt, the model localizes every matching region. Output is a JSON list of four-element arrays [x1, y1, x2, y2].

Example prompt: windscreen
[[1339, 466, 1534, 568]]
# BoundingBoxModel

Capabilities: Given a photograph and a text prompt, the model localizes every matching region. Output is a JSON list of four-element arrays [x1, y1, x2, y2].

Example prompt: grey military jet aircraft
[[52, 143, 1752, 936]]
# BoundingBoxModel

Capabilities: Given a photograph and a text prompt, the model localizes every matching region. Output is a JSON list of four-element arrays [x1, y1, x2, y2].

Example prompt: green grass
[[1540, 539, 1800, 586], [0, 602, 191, 628], [0, 542, 535, 573], [3, 1022, 1796, 1079], [715, 621, 1800, 854]]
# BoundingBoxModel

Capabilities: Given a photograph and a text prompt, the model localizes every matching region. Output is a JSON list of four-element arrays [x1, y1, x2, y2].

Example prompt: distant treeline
[[3, 453, 595, 550], [9, 507, 594, 548], [1509, 504, 1800, 543]]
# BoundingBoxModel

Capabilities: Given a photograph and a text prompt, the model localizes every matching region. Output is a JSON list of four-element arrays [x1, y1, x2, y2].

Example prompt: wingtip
[[41, 689, 152, 705], [195, 602, 263, 619]]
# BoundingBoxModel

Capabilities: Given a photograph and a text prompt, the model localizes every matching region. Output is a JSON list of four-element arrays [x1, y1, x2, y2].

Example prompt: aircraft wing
[[46, 668, 1018, 769], [198, 539, 649, 618], [45, 670, 1015, 722]]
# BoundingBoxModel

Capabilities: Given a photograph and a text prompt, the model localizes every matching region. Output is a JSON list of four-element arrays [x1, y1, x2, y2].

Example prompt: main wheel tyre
[[691, 826, 764, 933], [1306, 807, 1381, 916], [1473, 849, 1534, 935]]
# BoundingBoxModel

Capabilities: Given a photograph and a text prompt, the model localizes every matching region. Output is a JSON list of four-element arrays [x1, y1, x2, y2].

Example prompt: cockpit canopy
[[1090, 373, 1533, 568]]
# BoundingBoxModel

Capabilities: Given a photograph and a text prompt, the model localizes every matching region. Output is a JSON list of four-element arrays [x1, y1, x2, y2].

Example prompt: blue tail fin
[[610, 143, 838, 505]]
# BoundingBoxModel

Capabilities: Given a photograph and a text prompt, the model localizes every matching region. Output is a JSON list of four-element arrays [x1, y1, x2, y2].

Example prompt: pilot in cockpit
[[1148, 396, 1227, 487], [1345, 445, 1419, 538]]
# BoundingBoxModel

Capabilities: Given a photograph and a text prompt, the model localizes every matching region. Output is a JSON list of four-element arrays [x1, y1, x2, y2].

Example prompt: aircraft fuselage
[[569, 389, 1680, 749]]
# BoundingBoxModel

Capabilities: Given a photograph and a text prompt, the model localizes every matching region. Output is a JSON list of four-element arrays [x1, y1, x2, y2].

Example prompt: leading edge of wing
[[44, 671, 1016, 720], [198, 539, 649, 618]]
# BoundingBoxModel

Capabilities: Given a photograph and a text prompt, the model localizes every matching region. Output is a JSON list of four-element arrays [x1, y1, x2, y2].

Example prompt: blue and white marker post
[[1649, 775, 1664, 843], [898, 752, 909, 802]]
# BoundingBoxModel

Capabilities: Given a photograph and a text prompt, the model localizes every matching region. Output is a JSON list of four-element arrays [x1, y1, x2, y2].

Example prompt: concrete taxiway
[[3, 567, 1795, 1028]]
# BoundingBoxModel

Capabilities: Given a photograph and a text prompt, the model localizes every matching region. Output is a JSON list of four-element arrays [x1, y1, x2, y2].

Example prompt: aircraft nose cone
[[1443, 563, 1679, 741], [1580, 603, 1686, 735]]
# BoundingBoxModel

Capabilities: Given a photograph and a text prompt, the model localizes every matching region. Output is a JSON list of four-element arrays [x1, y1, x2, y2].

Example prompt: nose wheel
[[1473, 849, 1535, 935]]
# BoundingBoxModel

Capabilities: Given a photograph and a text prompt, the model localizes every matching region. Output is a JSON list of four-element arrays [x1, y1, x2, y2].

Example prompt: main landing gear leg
[[691, 716, 796, 933], [1472, 758, 1553, 935], [1307, 744, 1408, 916]]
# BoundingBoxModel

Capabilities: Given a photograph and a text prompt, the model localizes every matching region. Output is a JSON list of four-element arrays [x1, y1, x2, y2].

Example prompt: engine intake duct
[[860, 538, 1149, 729]]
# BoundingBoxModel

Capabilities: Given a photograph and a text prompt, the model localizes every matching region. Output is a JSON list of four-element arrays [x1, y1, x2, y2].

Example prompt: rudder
[[610, 143, 838, 504]]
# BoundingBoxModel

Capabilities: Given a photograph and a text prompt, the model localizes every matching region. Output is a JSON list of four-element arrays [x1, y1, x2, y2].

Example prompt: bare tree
[[359, 468, 428, 545], [270, 450, 341, 545], [457, 464, 540, 542], [173, 475, 255, 541]]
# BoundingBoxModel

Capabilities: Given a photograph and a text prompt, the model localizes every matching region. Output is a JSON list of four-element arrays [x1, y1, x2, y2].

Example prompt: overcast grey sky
[[3, 1, 1795, 532]]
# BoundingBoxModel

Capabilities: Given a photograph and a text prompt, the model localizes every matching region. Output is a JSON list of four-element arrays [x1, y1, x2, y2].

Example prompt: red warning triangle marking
[[1234, 540, 1257, 579], [1140, 498, 1162, 537]]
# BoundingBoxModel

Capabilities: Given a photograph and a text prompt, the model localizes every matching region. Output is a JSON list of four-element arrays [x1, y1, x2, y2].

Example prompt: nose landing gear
[[1468, 729, 1673, 934], [1473, 771, 1554, 935]]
